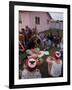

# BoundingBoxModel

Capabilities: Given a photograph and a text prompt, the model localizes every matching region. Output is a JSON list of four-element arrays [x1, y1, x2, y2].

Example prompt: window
[[35, 16, 40, 24]]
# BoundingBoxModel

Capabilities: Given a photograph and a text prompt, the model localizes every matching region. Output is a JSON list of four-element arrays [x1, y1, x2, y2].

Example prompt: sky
[[49, 12, 63, 20]]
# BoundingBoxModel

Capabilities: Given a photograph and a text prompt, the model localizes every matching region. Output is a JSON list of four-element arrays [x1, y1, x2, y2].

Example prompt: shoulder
[[22, 69, 28, 75]]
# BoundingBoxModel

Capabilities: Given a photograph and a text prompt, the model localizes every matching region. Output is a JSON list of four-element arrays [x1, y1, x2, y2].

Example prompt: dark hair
[[21, 28, 25, 31], [25, 26, 28, 28]]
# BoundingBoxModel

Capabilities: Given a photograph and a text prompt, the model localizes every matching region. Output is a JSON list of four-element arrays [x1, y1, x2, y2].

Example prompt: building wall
[[19, 11, 31, 31], [19, 11, 51, 32], [29, 11, 51, 32], [50, 21, 63, 30]]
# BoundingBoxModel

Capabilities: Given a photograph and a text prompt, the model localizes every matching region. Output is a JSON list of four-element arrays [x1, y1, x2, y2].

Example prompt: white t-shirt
[[21, 69, 41, 79], [50, 61, 62, 77]]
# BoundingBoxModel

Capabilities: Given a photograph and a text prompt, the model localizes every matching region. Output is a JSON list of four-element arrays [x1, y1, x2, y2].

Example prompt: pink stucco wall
[[19, 11, 51, 32]]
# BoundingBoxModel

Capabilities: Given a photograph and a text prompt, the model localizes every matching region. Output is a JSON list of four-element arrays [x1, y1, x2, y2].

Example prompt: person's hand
[[46, 56, 55, 64], [20, 48, 25, 52]]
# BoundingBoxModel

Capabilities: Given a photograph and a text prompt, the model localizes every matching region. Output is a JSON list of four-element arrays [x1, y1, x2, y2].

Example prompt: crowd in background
[[19, 25, 63, 54]]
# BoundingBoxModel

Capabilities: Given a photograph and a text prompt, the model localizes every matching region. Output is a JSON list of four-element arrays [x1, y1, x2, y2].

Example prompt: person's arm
[[19, 42, 25, 52], [46, 56, 55, 64]]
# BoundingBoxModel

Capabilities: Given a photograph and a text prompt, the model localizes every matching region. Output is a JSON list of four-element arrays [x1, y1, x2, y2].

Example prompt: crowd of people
[[19, 25, 63, 79], [19, 26, 63, 52]]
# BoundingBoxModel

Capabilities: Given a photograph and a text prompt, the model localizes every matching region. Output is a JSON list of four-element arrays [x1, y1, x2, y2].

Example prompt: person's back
[[26, 39, 35, 49]]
